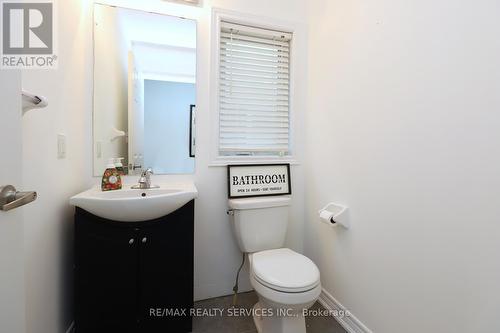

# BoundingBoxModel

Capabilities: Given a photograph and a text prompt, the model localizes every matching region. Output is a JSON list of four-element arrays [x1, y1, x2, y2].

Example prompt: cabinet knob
[[142, 237, 147, 244], [129, 238, 134, 245]]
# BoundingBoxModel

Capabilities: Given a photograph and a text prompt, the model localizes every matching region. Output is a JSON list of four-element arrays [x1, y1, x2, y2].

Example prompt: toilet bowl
[[228, 196, 322, 333], [249, 248, 321, 333]]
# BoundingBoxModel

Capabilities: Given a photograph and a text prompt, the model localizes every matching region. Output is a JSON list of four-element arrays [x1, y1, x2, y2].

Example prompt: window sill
[[209, 156, 300, 167]]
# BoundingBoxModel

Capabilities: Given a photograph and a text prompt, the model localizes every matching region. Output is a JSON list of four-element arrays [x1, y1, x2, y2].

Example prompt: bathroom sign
[[227, 164, 291, 198]]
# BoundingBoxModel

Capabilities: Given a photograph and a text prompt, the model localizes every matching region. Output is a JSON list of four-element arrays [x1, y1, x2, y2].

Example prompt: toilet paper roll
[[318, 203, 350, 229], [319, 210, 336, 225]]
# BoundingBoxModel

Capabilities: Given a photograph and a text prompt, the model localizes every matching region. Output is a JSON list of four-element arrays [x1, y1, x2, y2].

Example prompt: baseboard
[[318, 289, 372, 333], [65, 321, 75, 333]]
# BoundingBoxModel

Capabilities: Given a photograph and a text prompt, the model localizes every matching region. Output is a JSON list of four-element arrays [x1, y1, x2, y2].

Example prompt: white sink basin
[[69, 182, 198, 222]]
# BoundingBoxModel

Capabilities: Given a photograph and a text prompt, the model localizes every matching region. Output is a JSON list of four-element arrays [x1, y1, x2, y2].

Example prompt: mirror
[[93, 4, 196, 176]]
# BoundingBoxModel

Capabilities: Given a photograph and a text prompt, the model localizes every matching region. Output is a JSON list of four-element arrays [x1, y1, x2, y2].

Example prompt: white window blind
[[219, 21, 292, 155]]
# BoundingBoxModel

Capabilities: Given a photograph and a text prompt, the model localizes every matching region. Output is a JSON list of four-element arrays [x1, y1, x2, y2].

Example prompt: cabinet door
[[138, 201, 194, 333], [75, 212, 139, 333]]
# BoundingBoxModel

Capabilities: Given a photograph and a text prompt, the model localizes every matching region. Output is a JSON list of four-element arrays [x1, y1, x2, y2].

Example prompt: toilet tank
[[228, 196, 291, 253]]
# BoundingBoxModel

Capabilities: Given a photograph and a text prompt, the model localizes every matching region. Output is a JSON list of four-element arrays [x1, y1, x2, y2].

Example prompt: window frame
[[210, 8, 300, 166]]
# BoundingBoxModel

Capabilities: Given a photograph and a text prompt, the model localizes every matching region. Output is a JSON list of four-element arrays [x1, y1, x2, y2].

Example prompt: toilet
[[228, 196, 321, 333]]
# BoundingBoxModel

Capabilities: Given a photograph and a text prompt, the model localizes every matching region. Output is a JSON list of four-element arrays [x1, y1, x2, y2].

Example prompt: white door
[[0, 71, 27, 333]]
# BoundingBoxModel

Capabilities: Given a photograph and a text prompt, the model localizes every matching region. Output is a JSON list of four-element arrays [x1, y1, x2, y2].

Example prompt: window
[[217, 21, 292, 158]]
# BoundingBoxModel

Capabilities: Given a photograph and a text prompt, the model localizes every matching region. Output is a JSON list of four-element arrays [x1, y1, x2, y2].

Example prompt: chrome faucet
[[132, 168, 159, 189]]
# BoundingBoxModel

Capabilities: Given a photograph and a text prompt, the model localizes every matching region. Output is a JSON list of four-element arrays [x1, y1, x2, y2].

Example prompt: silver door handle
[[0, 185, 37, 212]]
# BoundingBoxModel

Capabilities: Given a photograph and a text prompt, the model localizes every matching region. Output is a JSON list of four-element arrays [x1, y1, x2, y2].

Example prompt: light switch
[[57, 134, 66, 159]]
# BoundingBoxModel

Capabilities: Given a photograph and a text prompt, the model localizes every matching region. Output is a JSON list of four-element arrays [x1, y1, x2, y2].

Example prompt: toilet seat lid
[[252, 248, 320, 292]]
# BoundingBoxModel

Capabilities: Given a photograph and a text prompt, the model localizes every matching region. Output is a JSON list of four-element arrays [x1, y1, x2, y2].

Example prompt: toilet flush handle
[[226, 209, 234, 216]]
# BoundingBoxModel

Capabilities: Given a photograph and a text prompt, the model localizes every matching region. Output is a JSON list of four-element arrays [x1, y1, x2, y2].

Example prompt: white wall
[[96, 0, 309, 301], [21, 1, 94, 332], [304, 1, 500, 332]]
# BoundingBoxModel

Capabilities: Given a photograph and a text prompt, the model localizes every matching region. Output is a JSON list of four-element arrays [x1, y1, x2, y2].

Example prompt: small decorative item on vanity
[[101, 158, 122, 191], [114, 157, 126, 176]]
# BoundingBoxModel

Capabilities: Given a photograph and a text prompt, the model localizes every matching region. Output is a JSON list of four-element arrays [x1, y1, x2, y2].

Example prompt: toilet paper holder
[[318, 202, 350, 229]]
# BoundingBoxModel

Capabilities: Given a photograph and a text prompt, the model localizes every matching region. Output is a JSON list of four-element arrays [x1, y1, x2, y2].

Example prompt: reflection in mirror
[[93, 4, 196, 176]]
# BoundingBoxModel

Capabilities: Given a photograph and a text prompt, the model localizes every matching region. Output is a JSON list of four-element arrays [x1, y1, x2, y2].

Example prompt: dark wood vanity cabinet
[[74, 200, 194, 333]]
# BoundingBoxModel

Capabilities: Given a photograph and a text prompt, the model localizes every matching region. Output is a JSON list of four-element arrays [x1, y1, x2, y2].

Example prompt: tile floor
[[192, 291, 347, 333]]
